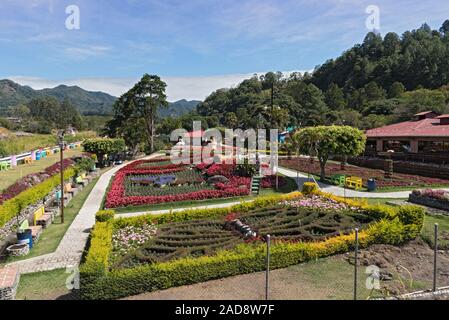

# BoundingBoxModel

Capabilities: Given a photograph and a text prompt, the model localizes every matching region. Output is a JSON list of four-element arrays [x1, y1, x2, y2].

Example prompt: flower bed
[[280, 158, 449, 190], [0, 158, 74, 204], [80, 192, 425, 300], [105, 159, 284, 208], [409, 189, 449, 212]]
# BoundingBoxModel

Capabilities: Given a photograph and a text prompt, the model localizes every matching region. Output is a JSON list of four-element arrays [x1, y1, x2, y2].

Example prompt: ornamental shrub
[[95, 210, 115, 222], [0, 168, 75, 228], [302, 182, 318, 195]]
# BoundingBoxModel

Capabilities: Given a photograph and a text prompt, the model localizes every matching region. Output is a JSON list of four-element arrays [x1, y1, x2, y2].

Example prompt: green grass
[[351, 198, 402, 206], [0, 148, 83, 192], [421, 214, 449, 250], [16, 268, 71, 300], [113, 175, 298, 214], [1, 176, 99, 264]]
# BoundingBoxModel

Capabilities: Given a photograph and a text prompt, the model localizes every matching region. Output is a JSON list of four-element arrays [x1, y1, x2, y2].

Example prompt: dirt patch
[[346, 238, 449, 296]]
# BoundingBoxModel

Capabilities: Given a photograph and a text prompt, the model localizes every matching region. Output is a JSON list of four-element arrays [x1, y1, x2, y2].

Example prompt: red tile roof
[[366, 117, 449, 138], [436, 114, 449, 119]]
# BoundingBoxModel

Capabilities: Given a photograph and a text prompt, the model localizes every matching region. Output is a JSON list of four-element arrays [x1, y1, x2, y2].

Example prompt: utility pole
[[59, 130, 65, 224]]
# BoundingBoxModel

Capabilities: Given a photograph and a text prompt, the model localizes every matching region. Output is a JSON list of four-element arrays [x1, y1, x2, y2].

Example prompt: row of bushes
[[0, 168, 75, 228], [80, 192, 425, 300]]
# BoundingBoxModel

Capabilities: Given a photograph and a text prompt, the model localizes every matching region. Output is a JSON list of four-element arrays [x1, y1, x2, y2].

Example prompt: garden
[[105, 158, 289, 209], [280, 158, 449, 190], [80, 190, 425, 300]]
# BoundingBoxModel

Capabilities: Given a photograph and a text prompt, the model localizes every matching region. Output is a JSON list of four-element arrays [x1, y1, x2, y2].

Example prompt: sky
[[1, 0, 449, 101]]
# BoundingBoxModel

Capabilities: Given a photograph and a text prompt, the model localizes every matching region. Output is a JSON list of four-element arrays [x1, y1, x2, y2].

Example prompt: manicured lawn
[[0, 148, 83, 192], [2, 175, 99, 264], [16, 268, 72, 300], [421, 214, 449, 250]]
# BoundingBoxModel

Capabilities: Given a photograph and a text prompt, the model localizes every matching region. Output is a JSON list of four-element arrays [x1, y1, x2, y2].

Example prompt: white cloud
[[8, 71, 304, 101], [64, 46, 112, 59]]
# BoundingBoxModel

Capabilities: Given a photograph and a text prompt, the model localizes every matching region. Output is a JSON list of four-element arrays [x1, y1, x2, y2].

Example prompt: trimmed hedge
[[95, 210, 115, 222], [0, 168, 75, 227], [80, 192, 425, 300]]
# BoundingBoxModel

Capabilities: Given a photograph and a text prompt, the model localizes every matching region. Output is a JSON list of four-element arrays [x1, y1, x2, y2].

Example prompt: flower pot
[[6, 243, 30, 257]]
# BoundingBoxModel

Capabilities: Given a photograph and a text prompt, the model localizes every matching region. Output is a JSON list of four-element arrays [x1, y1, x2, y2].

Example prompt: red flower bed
[[261, 176, 287, 188], [0, 158, 75, 204], [205, 163, 236, 178], [105, 159, 290, 208]]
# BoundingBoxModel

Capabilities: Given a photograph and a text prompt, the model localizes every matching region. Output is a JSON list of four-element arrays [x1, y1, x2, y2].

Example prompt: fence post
[[433, 223, 438, 292], [265, 235, 271, 301], [297, 171, 300, 191], [354, 228, 359, 301]]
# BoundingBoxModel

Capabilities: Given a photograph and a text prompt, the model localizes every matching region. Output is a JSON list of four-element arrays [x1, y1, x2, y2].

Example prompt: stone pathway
[[116, 199, 256, 219], [5, 155, 160, 274]]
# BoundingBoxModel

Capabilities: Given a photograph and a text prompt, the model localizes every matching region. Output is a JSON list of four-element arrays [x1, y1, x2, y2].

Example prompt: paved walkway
[[6, 155, 159, 274], [116, 200, 256, 219], [278, 166, 449, 199]]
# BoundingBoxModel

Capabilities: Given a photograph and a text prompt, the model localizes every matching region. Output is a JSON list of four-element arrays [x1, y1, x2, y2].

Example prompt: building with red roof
[[365, 111, 449, 154]]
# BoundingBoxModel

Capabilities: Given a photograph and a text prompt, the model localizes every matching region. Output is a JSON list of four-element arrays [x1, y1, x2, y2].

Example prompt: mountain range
[[0, 79, 200, 117]]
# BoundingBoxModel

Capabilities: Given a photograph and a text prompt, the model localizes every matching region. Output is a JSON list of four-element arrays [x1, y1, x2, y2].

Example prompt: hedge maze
[[111, 202, 375, 270], [239, 206, 375, 241], [113, 220, 243, 269]]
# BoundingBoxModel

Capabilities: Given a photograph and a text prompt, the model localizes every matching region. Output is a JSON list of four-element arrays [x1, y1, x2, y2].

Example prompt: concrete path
[[278, 166, 449, 199], [116, 199, 256, 219], [7, 155, 160, 274]]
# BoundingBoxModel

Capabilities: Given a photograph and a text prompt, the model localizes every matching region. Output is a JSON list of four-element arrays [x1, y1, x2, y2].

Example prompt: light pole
[[58, 130, 66, 224]]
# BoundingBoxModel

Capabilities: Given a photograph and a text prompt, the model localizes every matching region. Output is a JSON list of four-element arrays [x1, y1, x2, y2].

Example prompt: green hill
[[0, 79, 116, 115], [0, 79, 201, 117]]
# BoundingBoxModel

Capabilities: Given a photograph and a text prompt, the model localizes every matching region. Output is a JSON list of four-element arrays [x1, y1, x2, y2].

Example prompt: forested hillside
[[197, 21, 449, 130]]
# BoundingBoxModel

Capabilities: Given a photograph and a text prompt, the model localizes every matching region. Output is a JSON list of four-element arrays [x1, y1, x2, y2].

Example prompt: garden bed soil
[[348, 239, 449, 296]]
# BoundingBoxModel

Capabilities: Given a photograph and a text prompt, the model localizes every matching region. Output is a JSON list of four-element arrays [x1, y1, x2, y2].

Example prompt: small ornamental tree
[[82, 138, 126, 167], [293, 126, 366, 181]]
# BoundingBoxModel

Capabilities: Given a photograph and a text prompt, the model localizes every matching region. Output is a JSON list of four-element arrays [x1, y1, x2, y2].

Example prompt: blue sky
[[1, 0, 449, 100]]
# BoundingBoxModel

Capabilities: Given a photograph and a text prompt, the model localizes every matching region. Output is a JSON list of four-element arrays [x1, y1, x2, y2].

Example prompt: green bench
[[0, 161, 11, 171], [330, 174, 346, 186]]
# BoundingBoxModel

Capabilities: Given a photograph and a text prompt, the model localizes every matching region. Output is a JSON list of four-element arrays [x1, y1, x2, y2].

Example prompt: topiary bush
[[302, 182, 318, 195]]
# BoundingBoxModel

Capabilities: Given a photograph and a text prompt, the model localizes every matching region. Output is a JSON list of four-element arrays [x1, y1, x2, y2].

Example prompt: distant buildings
[[366, 111, 449, 154]]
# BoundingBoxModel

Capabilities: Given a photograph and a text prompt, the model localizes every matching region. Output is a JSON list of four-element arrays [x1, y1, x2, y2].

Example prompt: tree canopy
[[293, 126, 366, 180], [196, 21, 449, 131], [105, 74, 168, 153]]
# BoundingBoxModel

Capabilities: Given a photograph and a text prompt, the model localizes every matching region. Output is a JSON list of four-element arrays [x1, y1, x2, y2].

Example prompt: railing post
[[265, 235, 271, 301], [354, 228, 359, 301], [433, 223, 438, 292]]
